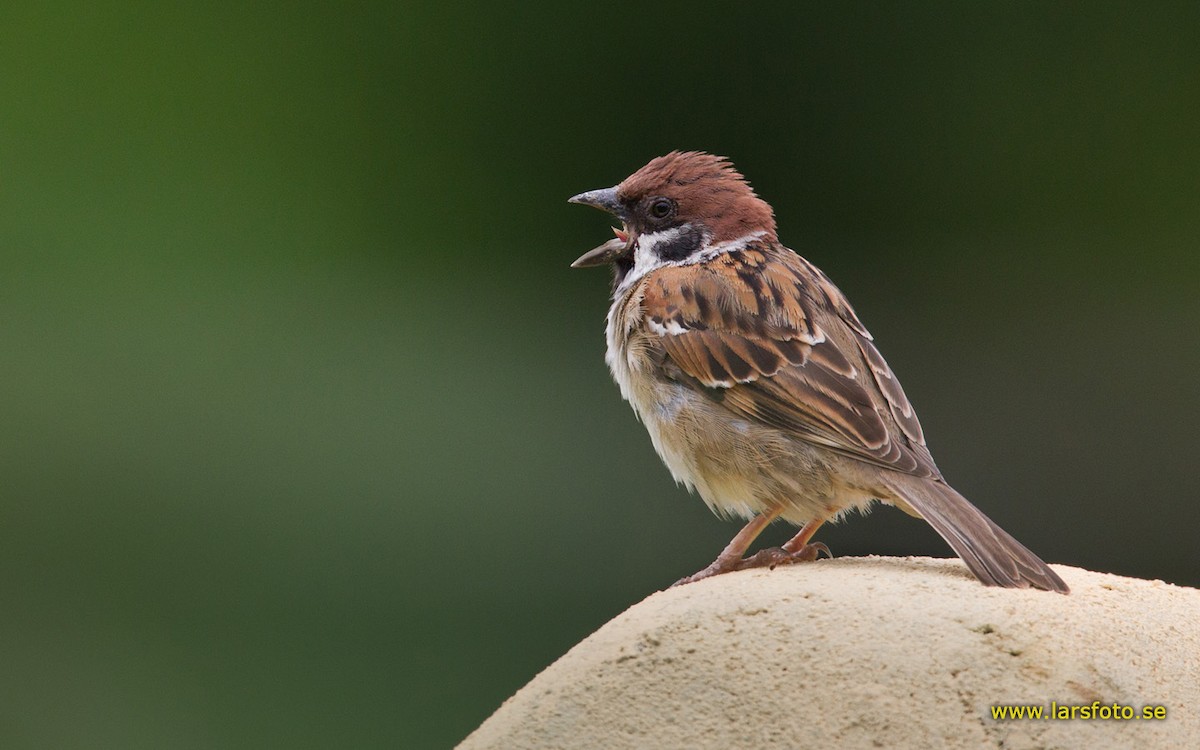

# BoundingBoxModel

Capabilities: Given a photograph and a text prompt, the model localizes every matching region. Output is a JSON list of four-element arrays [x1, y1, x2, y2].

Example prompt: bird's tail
[[881, 474, 1069, 594]]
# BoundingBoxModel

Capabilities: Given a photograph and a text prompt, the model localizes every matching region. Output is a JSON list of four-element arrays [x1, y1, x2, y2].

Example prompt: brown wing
[[640, 242, 939, 478]]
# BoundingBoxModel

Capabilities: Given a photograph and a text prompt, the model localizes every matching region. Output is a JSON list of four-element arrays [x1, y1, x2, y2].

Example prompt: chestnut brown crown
[[617, 151, 777, 244]]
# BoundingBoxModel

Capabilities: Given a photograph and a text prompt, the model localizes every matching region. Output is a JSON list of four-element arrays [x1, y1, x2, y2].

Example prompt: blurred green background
[[2, 2, 1197, 747]]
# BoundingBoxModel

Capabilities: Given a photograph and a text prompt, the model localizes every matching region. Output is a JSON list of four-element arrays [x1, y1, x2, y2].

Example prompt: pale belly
[[609, 335, 883, 525]]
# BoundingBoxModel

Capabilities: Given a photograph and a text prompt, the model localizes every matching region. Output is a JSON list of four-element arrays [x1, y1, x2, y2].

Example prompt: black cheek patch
[[655, 225, 704, 262]]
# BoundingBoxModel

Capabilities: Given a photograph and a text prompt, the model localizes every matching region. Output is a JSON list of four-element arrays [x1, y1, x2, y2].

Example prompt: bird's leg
[[671, 507, 782, 587], [732, 517, 832, 570], [779, 517, 831, 561], [672, 515, 832, 587]]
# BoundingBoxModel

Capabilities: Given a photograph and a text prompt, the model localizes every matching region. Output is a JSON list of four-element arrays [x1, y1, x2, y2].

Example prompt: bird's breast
[[603, 294, 775, 518], [601, 288, 855, 523]]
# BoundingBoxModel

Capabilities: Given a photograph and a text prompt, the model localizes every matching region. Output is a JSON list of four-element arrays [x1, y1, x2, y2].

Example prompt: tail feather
[[882, 474, 1069, 594]]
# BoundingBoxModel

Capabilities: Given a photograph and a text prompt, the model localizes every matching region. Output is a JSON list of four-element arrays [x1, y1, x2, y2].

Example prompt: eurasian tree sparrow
[[569, 151, 1067, 593]]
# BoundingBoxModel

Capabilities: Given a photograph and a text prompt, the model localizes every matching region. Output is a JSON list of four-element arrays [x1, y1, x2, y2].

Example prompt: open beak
[[568, 186, 633, 268], [568, 186, 624, 214], [570, 237, 627, 268]]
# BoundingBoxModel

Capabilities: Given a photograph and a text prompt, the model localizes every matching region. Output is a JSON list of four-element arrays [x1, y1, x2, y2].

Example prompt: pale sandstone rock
[[460, 557, 1198, 749]]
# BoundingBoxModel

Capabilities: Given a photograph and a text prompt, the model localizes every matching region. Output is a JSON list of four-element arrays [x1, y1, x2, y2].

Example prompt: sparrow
[[568, 151, 1068, 593]]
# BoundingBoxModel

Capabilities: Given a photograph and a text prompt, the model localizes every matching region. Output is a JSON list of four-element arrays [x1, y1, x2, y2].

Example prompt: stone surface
[[459, 556, 1198, 749]]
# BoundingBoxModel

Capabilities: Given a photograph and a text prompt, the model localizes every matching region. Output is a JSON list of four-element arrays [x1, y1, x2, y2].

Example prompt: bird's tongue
[[612, 226, 629, 243]]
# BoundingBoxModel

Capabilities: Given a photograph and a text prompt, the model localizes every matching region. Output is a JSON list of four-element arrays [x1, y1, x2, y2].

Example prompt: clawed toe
[[733, 546, 794, 571], [671, 542, 833, 587], [785, 541, 831, 564], [670, 565, 723, 587], [739, 542, 831, 570]]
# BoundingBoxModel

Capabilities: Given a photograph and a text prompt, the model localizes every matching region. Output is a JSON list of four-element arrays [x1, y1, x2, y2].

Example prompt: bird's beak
[[568, 186, 632, 268], [570, 237, 628, 269], [568, 186, 624, 216]]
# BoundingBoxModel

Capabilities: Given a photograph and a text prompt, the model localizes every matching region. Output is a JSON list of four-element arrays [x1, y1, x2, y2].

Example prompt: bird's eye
[[649, 198, 674, 220]]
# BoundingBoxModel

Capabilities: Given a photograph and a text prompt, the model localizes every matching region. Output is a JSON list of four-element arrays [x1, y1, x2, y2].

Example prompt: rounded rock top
[[459, 556, 1199, 750]]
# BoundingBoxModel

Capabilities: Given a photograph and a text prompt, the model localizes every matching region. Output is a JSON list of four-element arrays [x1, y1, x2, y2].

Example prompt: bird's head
[[569, 151, 776, 276]]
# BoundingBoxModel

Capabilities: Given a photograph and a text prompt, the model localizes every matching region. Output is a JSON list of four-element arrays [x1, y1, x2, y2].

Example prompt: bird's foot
[[740, 541, 831, 570], [670, 542, 831, 587]]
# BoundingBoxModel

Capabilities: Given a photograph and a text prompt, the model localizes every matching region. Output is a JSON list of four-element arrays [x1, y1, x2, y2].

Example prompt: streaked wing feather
[[642, 243, 938, 478]]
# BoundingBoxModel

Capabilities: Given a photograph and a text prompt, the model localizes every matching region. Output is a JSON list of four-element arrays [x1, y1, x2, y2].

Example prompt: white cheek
[[634, 228, 682, 268], [617, 227, 689, 293], [616, 227, 771, 295]]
